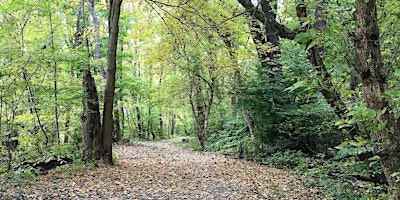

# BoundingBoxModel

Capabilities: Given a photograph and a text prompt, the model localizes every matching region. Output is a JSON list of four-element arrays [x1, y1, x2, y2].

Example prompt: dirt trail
[[2, 138, 322, 199]]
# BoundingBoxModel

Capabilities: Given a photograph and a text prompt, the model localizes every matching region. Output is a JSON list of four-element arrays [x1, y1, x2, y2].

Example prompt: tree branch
[[237, 0, 297, 39]]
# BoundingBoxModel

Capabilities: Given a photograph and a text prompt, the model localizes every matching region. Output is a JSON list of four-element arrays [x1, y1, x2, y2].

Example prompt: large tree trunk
[[247, 15, 281, 83], [353, 0, 400, 198], [81, 69, 101, 163], [259, 0, 282, 81], [101, 0, 123, 165], [190, 80, 207, 150]]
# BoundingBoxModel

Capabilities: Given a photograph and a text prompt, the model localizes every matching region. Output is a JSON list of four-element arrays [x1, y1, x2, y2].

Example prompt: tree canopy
[[1, 0, 400, 198]]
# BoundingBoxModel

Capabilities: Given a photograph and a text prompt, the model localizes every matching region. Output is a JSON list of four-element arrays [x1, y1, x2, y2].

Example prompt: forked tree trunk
[[353, 0, 400, 198], [101, 0, 123, 165], [81, 69, 101, 163]]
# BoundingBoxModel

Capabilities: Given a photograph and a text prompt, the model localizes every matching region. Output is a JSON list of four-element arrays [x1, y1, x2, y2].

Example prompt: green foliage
[[0, 0, 397, 198], [239, 70, 289, 144], [259, 146, 387, 199], [261, 150, 308, 168], [207, 116, 253, 154], [173, 137, 203, 151], [294, 28, 317, 43], [237, 54, 343, 154]]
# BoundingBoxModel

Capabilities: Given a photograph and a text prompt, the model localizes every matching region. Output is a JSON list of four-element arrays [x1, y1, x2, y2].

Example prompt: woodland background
[[1, 0, 400, 198]]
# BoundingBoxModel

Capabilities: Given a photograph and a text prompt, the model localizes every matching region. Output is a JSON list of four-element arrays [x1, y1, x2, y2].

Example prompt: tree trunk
[[86, 0, 107, 78], [23, 70, 48, 145], [247, 15, 281, 83], [120, 104, 125, 134], [353, 0, 400, 198], [159, 113, 163, 138], [237, 0, 297, 39], [189, 74, 215, 151], [148, 107, 155, 140], [101, 0, 123, 165], [219, 31, 241, 115], [48, 2, 60, 144], [136, 104, 143, 139], [169, 113, 176, 136], [158, 75, 163, 138], [260, 0, 282, 81], [114, 105, 122, 142], [64, 105, 71, 143], [81, 69, 101, 163], [295, 0, 359, 138]]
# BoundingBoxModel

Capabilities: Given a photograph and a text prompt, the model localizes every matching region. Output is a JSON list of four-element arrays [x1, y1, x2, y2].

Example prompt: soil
[[1, 138, 323, 199]]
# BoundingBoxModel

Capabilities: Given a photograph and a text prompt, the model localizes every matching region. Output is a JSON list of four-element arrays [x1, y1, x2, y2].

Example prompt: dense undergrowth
[[174, 59, 389, 198], [175, 136, 388, 199]]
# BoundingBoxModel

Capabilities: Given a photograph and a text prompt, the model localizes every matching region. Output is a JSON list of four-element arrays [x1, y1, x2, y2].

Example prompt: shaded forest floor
[[2, 138, 324, 199]]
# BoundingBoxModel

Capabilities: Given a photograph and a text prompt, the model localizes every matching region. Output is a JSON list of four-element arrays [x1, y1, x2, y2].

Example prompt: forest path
[[3, 138, 322, 199]]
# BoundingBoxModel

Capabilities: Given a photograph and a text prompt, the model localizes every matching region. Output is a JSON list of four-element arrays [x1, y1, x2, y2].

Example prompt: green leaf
[[362, 108, 376, 119], [284, 80, 306, 92], [335, 140, 350, 149], [294, 29, 317, 43], [349, 136, 368, 147], [391, 172, 400, 177], [368, 155, 380, 161], [334, 119, 346, 126]]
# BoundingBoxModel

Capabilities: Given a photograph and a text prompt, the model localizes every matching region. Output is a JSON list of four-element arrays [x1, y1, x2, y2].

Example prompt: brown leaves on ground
[[2, 138, 323, 199]]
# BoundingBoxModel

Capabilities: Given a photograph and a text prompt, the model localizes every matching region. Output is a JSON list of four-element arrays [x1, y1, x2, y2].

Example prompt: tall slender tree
[[101, 0, 123, 165]]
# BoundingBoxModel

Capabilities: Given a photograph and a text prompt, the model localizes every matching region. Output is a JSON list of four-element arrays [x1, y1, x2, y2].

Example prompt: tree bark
[[189, 78, 207, 150], [353, 0, 400, 198], [73, 1, 84, 49], [82, 69, 101, 163], [260, 0, 282, 80], [71, 1, 84, 77], [237, 0, 297, 39], [101, 0, 123, 165]]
